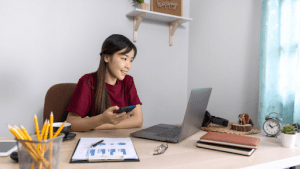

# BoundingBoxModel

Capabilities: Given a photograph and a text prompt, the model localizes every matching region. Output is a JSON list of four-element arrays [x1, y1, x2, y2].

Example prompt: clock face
[[263, 119, 280, 136]]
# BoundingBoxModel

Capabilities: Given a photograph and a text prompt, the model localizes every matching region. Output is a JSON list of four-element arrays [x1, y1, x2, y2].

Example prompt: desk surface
[[1, 127, 300, 169]]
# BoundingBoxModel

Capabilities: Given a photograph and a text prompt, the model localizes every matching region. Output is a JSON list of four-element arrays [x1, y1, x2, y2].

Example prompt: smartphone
[[115, 105, 136, 114]]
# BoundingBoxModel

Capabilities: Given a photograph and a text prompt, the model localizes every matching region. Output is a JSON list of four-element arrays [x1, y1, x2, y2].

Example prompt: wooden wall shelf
[[126, 8, 192, 46]]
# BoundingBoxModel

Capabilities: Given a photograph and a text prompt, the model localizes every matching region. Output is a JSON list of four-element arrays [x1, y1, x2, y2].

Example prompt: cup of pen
[[16, 134, 64, 169]]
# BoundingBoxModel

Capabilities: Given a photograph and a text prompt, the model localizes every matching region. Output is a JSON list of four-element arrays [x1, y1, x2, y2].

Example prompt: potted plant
[[132, 0, 149, 10], [280, 124, 297, 148]]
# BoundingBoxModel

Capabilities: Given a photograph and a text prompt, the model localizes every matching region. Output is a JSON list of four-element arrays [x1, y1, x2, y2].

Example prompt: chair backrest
[[43, 83, 77, 122]]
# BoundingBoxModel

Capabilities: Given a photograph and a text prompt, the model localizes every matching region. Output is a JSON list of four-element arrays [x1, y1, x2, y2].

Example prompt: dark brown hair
[[93, 34, 137, 115]]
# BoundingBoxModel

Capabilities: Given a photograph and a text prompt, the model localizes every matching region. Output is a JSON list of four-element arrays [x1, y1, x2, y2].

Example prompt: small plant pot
[[140, 3, 149, 10], [281, 132, 297, 148]]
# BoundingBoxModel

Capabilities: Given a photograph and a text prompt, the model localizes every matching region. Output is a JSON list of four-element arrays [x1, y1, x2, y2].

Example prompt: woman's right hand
[[101, 106, 127, 125]]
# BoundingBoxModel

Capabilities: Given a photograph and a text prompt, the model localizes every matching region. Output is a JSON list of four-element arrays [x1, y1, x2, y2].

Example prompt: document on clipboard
[[70, 137, 139, 163]]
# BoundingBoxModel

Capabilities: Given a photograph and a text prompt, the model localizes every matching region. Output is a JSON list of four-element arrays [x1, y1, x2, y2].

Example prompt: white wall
[[0, 0, 190, 137], [188, 0, 262, 126]]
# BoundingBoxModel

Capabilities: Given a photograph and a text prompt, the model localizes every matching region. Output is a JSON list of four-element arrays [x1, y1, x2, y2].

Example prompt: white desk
[[1, 128, 300, 169]]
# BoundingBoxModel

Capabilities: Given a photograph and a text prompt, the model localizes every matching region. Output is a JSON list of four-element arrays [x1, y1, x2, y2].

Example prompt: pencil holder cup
[[16, 134, 64, 169]]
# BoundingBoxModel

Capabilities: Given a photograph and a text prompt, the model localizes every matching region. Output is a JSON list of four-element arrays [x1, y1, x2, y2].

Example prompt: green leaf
[[282, 125, 296, 134]]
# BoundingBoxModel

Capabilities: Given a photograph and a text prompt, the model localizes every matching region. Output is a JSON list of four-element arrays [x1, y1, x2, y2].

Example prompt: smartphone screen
[[115, 105, 136, 114]]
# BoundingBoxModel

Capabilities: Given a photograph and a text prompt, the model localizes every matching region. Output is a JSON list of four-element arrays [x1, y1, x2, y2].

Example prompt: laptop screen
[[178, 88, 212, 142]]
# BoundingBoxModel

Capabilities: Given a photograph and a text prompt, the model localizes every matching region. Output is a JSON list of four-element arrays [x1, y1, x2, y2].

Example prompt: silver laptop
[[130, 88, 212, 143]]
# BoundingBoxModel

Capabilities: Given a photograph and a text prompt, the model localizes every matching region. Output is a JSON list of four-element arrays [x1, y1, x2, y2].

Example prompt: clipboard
[[69, 138, 140, 163]]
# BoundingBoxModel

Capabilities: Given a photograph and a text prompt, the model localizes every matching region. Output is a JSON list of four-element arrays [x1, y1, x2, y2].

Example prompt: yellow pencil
[[50, 112, 53, 139], [8, 126, 41, 163], [34, 115, 40, 140], [8, 125, 23, 139], [44, 122, 50, 141], [20, 125, 32, 141], [41, 121, 50, 152], [14, 125, 27, 140], [30, 162, 35, 169], [49, 112, 54, 169], [53, 121, 66, 138], [38, 120, 47, 151], [14, 125, 38, 158], [20, 124, 42, 157], [38, 120, 45, 150], [41, 122, 50, 169], [40, 120, 48, 140], [12, 126, 38, 152]]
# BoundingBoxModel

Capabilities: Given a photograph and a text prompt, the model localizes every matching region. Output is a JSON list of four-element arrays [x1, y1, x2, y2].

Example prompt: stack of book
[[196, 132, 260, 156]]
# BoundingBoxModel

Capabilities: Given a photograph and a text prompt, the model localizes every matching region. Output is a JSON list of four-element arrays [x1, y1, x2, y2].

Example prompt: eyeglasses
[[153, 143, 168, 155]]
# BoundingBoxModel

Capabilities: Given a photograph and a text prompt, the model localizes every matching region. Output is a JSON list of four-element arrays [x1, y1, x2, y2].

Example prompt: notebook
[[130, 88, 212, 143], [196, 141, 255, 156], [199, 132, 260, 149], [196, 132, 260, 156]]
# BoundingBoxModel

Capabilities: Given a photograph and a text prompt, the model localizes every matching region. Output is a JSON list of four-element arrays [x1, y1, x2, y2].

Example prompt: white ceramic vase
[[281, 132, 297, 148]]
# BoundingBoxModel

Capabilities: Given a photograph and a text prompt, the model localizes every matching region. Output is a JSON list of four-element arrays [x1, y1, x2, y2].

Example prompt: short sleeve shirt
[[66, 74, 142, 117]]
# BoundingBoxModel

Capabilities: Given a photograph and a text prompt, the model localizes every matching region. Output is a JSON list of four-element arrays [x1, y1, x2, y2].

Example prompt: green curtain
[[258, 0, 300, 129]]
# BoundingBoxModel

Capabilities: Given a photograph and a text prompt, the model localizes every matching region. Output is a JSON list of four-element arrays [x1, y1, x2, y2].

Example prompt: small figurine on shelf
[[232, 113, 253, 132], [238, 114, 244, 125], [238, 113, 253, 126]]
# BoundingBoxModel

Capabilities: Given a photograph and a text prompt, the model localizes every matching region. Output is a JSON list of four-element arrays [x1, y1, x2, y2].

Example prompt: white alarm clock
[[263, 112, 282, 137]]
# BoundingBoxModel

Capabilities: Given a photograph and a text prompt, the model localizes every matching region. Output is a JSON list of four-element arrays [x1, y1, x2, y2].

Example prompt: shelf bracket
[[169, 19, 183, 46], [133, 12, 146, 42]]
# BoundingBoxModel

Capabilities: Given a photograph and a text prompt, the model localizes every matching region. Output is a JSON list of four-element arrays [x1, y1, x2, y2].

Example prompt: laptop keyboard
[[156, 126, 182, 138], [143, 126, 170, 133]]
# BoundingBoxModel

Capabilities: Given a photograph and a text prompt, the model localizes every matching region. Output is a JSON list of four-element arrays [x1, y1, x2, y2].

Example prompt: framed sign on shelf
[[151, 0, 182, 17]]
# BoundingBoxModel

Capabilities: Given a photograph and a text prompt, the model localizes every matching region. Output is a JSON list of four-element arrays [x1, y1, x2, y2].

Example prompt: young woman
[[66, 34, 143, 132]]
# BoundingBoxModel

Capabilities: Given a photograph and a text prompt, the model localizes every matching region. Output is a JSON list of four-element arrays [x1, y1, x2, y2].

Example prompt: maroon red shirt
[[66, 74, 142, 117]]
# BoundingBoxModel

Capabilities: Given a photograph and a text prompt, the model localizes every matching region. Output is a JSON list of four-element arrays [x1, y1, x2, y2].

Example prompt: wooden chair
[[43, 83, 77, 122]]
